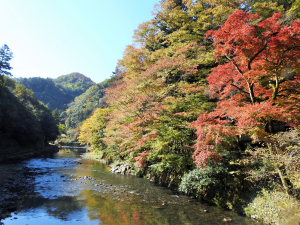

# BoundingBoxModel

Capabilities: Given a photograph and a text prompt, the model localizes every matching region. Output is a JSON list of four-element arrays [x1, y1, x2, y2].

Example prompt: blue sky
[[0, 0, 159, 83]]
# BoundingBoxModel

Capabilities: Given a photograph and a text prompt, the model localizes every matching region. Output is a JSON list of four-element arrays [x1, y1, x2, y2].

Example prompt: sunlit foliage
[[192, 10, 300, 167], [100, 0, 248, 185], [76, 0, 300, 214], [78, 108, 113, 152]]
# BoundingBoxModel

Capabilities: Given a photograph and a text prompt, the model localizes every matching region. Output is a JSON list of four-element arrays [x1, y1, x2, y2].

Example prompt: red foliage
[[192, 10, 300, 167], [134, 150, 151, 168], [142, 42, 201, 77], [135, 135, 159, 149]]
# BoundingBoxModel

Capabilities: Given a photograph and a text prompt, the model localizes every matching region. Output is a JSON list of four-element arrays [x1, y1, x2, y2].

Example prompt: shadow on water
[[1, 148, 262, 225]]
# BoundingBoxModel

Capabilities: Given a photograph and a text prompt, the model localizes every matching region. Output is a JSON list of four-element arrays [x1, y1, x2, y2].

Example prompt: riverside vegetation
[[77, 1, 300, 224], [1, 0, 300, 224]]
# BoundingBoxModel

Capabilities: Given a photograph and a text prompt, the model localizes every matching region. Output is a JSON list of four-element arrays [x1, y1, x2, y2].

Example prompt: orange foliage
[[192, 10, 300, 167]]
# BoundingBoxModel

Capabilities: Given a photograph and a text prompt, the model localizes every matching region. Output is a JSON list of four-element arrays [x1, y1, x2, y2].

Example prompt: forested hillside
[[16, 73, 95, 111], [65, 82, 108, 129], [0, 44, 59, 149], [16, 71, 117, 143], [78, 0, 300, 223], [0, 77, 59, 149], [61, 78, 115, 142], [53, 72, 95, 97]]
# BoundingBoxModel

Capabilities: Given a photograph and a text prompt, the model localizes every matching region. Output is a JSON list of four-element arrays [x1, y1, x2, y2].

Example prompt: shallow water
[[1, 149, 261, 225]]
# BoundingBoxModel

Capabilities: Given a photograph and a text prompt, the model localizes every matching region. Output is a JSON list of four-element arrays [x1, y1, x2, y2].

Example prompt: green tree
[[65, 82, 107, 129], [288, 0, 300, 19], [250, 0, 295, 10], [14, 84, 59, 144], [0, 82, 44, 148], [78, 107, 113, 152], [251, 1, 284, 18], [52, 109, 60, 124]]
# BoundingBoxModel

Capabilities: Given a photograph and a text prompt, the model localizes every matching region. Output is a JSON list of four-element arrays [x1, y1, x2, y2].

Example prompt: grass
[[244, 189, 300, 224]]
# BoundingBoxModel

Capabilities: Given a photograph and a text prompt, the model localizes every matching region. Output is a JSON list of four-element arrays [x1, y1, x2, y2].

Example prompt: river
[[0, 148, 261, 225]]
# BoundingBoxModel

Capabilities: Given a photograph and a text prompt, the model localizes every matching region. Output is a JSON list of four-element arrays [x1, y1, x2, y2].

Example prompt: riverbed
[[0, 148, 261, 225]]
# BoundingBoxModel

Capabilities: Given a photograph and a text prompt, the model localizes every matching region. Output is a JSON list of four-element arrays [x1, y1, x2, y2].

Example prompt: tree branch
[[248, 39, 268, 70], [225, 55, 244, 75], [230, 83, 249, 96]]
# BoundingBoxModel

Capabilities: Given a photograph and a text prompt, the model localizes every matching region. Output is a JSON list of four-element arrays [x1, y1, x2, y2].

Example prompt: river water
[[1, 149, 261, 225]]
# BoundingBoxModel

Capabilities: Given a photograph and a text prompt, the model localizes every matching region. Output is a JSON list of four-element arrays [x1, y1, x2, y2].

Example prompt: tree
[[288, 0, 300, 19], [250, 0, 295, 11], [251, 2, 284, 18], [0, 44, 13, 80], [78, 108, 113, 151], [0, 82, 44, 148], [52, 109, 60, 124], [101, 0, 253, 184], [65, 83, 107, 129], [191, 10, 300, 168], [14, 84, 59, 144]]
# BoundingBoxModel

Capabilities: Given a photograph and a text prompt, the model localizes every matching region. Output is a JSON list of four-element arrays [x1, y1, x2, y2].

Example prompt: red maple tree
[[191, 10, 300, 167]]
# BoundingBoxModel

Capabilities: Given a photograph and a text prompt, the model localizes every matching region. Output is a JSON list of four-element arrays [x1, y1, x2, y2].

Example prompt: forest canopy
[[77, 1, 300, 221]]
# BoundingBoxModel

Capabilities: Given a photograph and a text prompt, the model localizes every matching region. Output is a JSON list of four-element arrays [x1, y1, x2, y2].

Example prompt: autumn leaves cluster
[[78, 0, 300, 187]]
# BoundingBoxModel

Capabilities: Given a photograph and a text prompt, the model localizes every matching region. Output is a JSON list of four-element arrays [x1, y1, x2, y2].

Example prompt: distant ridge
[[16, 72, 95, 111]]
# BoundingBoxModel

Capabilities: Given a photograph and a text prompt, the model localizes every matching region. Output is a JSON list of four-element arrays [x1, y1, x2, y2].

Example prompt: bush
[[179, 160, 232, 207]]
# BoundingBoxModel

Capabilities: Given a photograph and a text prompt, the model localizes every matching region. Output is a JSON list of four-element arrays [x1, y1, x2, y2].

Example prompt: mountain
[[15, 72, 116, 142], [64, 81, 109, 129], [15, 73, 95, 111], [53, 72, 95, 98]]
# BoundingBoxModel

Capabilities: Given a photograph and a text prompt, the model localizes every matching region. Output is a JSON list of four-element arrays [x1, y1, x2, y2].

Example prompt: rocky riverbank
[[110, 163, 136, 175], [0, 163, 35, 220], [81, 152, 136, 175], [0, 145, 60, 220]]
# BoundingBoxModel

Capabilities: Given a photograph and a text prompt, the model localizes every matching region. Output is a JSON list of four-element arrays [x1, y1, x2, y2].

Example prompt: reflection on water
[[1, 149, 261, 225]]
